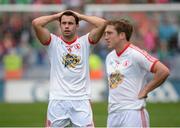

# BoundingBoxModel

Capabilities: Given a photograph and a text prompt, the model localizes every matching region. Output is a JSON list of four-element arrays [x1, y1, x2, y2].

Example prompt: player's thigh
[[122, 109, 149, 127], [70, 100, 94, 127], [47, 100, 70, 127], [107, 109, 149, 127], [107, 112, 123, 127]]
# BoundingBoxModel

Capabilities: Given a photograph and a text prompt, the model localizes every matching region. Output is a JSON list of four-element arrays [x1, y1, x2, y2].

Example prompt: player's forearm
[[32, 13, 60, 27], [138, 62, 170, 99], [79, 14, 107, 27]]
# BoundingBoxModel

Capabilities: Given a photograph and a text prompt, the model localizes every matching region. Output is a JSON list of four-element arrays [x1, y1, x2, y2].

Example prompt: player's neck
[[61, 35, 78, 44]]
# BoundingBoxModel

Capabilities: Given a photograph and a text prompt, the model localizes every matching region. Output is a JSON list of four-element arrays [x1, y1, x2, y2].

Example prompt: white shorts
[[46, 100, 94, 127], [107, 108, 149, 127]]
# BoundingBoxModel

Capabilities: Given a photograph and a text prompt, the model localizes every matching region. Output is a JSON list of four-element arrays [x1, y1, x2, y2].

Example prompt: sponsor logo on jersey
[[62, 53, 81, 68], [109, 70, 124, 89]]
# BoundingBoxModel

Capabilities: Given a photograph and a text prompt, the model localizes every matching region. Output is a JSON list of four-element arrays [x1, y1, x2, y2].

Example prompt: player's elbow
[[104, 20, 108, 25], [161, 66, 170, 80], [164, 67, 170, 78], [32, 19, 40, 28], [102, 20, 108, 27], [155, 62, 170, 79]]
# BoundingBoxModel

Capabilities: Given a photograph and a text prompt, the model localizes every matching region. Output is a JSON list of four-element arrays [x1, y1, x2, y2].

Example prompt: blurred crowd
[[0, 1, 180, 79]]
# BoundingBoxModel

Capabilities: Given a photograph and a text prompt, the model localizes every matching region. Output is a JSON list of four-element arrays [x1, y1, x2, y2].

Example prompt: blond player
[[104, 19, 170, 127], [32, 10, 107, 127]]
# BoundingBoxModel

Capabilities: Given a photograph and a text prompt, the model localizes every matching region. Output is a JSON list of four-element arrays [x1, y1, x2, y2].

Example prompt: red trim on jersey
[[116, 43, 130, 57], [129, 44, 157, 63], [141, 108, 147, 128], [60, 36, 78, 45], [43, 35, 51, 46], [88, 37, 96, 45], [150, 60, 159, 72]]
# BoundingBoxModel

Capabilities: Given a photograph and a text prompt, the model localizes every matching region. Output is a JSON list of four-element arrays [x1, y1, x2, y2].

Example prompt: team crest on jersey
[[122, 60, 131, 67], [108, 70, 124, 89], [62, 53, 81, 68]]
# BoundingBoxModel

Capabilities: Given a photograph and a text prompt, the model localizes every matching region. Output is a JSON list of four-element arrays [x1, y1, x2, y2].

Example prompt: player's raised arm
[[72, 11, 107, 44], [32, 12, 63, 45], [138, 61, 170, 99]]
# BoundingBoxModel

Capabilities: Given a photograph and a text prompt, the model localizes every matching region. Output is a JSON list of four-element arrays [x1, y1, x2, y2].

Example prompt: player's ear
[[119, 32, 125, 39]]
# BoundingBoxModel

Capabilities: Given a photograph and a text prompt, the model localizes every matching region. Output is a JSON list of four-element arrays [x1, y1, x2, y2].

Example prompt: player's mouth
[[64, 30, 70, 34], [106, 41, 111, 45]]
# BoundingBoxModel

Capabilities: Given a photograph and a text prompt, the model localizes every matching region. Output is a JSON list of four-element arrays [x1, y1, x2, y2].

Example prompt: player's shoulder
[[78, 33, 89, 39], [129, 44, 146, 56], [106, 50, 116, 59], [129, 44, 156, 62], [129, 44, 142, 52], [50, 33, 57, 37], [75, 33, 89, 44], [50, 33, 61, 41]]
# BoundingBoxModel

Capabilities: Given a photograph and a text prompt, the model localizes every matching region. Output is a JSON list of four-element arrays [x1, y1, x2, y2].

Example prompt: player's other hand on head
[[56, 11, 65, 20], [67, 10, 82, 20]]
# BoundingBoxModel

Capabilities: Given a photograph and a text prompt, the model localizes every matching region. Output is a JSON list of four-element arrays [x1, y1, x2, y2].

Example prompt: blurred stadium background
[[0, 0, 180, 127]]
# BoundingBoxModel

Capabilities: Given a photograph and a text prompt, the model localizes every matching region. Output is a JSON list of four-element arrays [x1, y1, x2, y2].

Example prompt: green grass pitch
[[0, 102, 180, 127]]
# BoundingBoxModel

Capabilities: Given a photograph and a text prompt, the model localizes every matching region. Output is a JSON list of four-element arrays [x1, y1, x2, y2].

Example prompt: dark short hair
[[107, 19, 133, 41], [59, 11, 79, 25]]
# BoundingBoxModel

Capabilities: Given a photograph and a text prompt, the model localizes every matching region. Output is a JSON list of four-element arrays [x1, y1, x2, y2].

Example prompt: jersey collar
[[60, 36, 78, 45], [116, 43, 130, 57]]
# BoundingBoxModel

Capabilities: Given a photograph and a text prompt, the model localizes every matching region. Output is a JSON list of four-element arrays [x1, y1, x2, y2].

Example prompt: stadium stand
[[0, 1, 179, 80]]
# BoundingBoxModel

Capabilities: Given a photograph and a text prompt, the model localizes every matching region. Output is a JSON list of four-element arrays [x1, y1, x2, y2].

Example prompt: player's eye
[[69, 22, 73, 25], [62, 22, 66, 25]]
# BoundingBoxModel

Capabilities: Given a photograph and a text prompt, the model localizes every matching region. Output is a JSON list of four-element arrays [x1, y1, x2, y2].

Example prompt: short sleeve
[[133, 49, 158, 72], [79, 33, 91, 51], [47, 33, 58, 59]]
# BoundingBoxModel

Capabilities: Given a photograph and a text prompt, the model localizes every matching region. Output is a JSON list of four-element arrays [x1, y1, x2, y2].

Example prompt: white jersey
[[105, 43, 158, 113], [47, 33, 92, 100]]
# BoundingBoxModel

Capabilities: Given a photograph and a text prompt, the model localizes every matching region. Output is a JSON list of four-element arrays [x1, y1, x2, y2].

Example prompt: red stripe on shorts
[[141, 108, 147, 128]]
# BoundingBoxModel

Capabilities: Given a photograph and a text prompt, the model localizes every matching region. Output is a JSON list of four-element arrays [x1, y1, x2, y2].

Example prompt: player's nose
[[104, 35, 110, 41]]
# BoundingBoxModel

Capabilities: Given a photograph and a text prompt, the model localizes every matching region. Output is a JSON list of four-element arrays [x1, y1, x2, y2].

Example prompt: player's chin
[[64, 34, 73, 38], [64, 33, 71, 36], [107, 45, 112, 49]]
